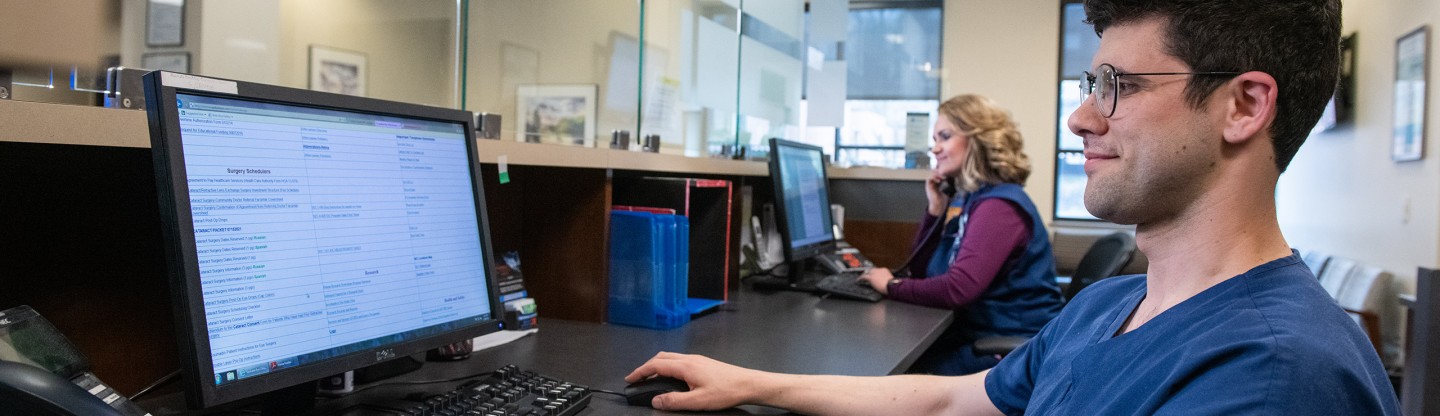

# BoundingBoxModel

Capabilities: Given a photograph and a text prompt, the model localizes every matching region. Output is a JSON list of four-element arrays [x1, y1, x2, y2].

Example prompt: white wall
[[942, 0, 1060, 226], [1277, 0, 1440, 365]]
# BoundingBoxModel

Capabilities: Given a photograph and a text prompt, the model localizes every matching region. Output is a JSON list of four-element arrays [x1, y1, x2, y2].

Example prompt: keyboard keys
[[816, 272, 884, 302], [402, 365, 591, 416]]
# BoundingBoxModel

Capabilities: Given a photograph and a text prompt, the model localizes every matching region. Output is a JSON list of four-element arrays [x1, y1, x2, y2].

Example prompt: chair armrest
[[973, 335, 1032, 356], [1341, 307, 1384, 357]]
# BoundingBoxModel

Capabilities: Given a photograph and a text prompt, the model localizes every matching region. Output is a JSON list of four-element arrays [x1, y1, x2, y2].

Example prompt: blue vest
[[925, 183, 1062, 338]]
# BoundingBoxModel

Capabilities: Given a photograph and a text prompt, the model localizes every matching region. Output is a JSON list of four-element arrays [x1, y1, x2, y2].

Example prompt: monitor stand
[[751, 259, 824, 292], [354, 356, 425, 384]]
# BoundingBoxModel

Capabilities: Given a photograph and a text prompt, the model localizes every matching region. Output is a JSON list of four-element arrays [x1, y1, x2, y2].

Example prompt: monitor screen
[[767, 138, 836, 263], [144, 72, 503, 409]]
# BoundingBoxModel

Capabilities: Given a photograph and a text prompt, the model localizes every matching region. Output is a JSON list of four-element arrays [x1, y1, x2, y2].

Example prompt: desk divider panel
[[0, 141, 178, 395], [843, 220, 921, 270], [611, 176, 733, 304], [481, 163, 611, 322]]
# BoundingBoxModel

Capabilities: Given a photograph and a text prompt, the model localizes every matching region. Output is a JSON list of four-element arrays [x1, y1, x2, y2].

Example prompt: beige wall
[[941, 0, 1060, 226]]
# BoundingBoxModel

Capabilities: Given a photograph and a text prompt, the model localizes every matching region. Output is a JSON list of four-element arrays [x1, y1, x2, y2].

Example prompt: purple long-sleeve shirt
[[889, 198, 1031, 309]]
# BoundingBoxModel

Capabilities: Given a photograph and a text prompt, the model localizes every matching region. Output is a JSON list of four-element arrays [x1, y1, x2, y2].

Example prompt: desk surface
[[313, 288, 953, 415]]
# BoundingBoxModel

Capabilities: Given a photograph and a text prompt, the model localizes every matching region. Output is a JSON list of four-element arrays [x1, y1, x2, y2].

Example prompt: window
[[1054, 1, 1101, 221], [833, 3, 942, 168]]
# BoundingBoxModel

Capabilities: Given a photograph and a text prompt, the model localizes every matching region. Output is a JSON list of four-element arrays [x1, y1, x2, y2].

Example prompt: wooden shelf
[[0, 99, 149, 148], [828, 165, 929, 181], [473, 139, 610, 169], [0, 99, 915, 181], [608, 149, 767, 176], [473, 140, 768, 176]]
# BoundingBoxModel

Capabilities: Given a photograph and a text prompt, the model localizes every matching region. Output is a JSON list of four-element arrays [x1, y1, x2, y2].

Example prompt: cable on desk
[[589, 388, 625, 398], [130, 369, 181, 400]]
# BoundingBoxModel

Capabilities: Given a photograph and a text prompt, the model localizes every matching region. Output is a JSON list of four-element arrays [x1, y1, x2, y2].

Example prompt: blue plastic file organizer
[[609, 211, 690, 329]]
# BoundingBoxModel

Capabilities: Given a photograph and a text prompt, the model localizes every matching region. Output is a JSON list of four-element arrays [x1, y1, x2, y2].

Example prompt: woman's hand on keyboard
[[859, 267, 895, 295], [625, 351, 766, 411]]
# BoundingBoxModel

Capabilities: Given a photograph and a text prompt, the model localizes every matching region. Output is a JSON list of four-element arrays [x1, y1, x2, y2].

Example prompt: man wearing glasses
[[625, 0, 1400, 413]]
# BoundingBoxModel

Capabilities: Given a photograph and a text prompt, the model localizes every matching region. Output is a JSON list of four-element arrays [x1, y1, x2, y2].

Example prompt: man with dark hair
[[625, 0, 1400, 413]]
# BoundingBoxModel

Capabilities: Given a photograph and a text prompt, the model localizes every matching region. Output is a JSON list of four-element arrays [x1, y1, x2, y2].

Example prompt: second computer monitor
[[767, 138, 837, 264]]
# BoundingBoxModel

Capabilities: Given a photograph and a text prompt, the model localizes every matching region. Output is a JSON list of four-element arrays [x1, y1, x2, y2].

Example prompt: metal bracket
[[0, 69, 11, 100], [475, 112, 502, 139], [610, 130, 631, 150], [104, 67, 149, 110]]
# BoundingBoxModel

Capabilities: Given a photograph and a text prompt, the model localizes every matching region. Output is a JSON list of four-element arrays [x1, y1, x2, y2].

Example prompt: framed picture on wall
[[1393, 26, 1429, 162], [1317, 33, 1358, 132], [146, 0, 185, 47], [515, 84, 597, 147], [141, 52, 190, 73], [309, 45, 367, 97]]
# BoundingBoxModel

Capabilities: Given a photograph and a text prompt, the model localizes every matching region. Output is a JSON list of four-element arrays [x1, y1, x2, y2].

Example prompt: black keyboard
[[815, 270, 884, 302], [393, 365, 591, 416]]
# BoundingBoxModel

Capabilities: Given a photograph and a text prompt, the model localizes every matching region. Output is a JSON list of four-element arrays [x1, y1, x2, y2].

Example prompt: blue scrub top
[[985, 252, 1399, 415]]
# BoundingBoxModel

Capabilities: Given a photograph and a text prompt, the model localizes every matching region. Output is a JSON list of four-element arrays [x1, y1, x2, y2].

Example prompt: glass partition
[[463, 0, 642, 149], [270, 0, 461, 108], [4, 0, 461, 109], [2, 0, 120, 106], [5, 0, 819, 165], [736, 0, 805, 159], [639, 0, 741, 157]]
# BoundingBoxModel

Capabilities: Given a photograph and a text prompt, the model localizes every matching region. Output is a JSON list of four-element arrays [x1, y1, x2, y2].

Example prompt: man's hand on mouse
[[625, 352, 769, 411]]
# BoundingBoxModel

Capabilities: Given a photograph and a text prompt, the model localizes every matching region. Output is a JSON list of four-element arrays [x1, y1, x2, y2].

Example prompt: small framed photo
[[146, 0, 185, 47], [516, 84, 597, 147], [309, 45, 367, 97], [142, 51, 190, 73], [1393, 26, 1429, 162]]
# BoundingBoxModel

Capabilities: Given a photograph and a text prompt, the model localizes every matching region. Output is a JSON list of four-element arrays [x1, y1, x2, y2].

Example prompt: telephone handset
[[0, 361, 119, 416], [939, 178, 957, 198], [0, 305, 148, 416], [892, 178, 957, 277]]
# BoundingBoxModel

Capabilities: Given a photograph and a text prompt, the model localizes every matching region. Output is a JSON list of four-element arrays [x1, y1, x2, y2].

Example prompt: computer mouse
[[624, 376, 690, 407]]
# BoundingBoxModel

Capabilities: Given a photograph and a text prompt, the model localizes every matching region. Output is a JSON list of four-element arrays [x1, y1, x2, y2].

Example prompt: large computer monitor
[[752, 139, 838, 290], [768, 139, 837, 263], [143, 71, 504, 410]]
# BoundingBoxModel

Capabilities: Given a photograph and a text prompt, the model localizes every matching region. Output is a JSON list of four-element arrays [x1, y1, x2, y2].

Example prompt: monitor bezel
[[766, 138, 838, 265], [143, 71, 505, 409]]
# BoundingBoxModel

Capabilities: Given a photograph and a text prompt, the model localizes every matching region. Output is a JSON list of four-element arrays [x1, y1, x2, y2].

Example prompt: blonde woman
[[858, 94, 1062, 375]]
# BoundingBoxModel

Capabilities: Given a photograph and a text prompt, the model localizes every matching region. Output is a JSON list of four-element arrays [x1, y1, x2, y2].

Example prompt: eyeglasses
[[1080, 63, 1241, 118]]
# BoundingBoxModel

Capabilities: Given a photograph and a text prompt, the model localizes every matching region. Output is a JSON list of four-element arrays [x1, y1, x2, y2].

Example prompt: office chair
[[1301, 249, 1332, 279], [1335, 264, 1392, 360], [973, 231, 1137, 356], [1319, 257, 1358, 299]]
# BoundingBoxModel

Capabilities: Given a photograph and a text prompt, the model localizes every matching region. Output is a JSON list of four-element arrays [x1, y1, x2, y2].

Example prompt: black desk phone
[[816, 245, 873, 275], [0, 305, 149, 416]]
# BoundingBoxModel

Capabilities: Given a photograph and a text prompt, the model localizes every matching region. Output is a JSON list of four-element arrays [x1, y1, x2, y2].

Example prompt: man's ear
[[1221, 71, 1278, 144]]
